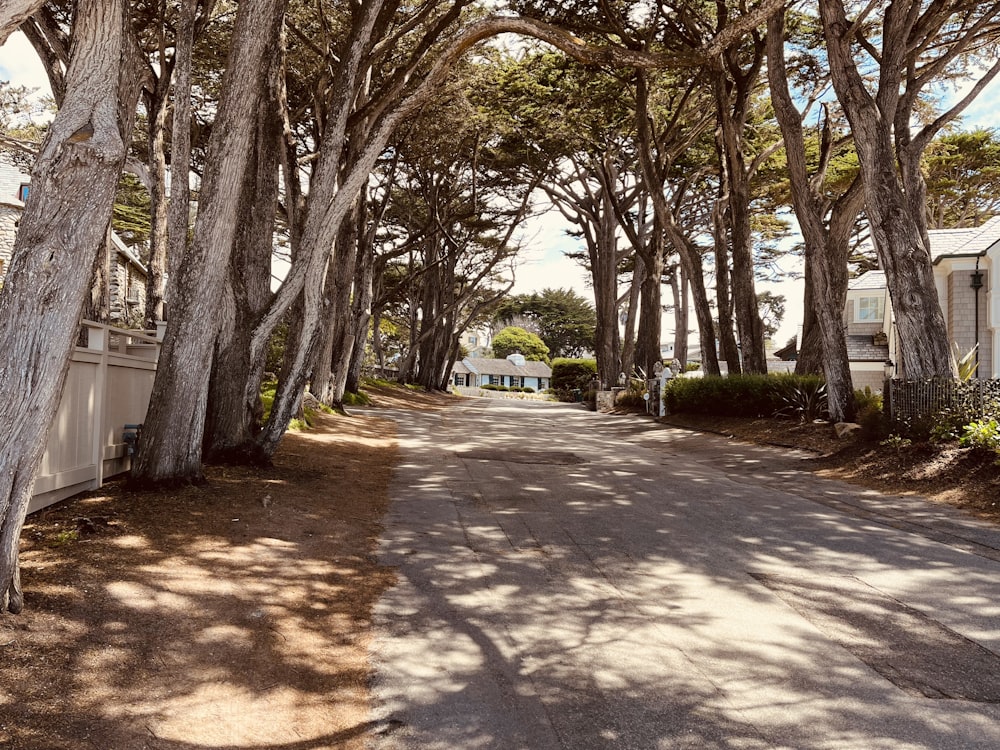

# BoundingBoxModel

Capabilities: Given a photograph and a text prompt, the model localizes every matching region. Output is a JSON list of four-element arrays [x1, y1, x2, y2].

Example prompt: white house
[[452, 353, 552, 391], [846, 216, 1000, 390]]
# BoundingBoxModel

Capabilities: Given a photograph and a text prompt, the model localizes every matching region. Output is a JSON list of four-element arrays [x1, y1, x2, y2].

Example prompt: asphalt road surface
[[368, 399, 1000, 749]]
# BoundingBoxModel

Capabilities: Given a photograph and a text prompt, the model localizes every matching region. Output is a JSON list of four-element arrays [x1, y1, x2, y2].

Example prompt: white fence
[[28, 322, 160, 514]]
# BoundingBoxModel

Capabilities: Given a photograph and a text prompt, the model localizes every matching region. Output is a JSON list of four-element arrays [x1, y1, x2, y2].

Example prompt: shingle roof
[[848, 271, 887, 290], [846, 334, 890, 362], [929, 215, 1000, 260], [459, 357, 552, 378], [851, 216, 1000, 272]]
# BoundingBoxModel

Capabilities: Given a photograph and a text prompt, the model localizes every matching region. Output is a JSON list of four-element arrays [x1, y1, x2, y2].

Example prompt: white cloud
[[0, 32, 50, 93]]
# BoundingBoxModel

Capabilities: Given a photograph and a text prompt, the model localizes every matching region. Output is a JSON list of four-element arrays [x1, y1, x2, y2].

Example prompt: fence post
[[87, 323, 109, 490], [885, 377, 893, 426]]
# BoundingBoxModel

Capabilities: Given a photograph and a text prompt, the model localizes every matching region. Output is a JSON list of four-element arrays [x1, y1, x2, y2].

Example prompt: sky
[[3, 29, 999, 352]]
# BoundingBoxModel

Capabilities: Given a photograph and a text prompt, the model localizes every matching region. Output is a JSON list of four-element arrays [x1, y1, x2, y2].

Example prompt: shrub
[[522, 386, 535, 394], [552, 358, 598, 401], [663, 374, 824, 418], [855, 388, 887, 440], [773, 378, 828, 421], [616, 390, 647, 409], [960, 418, 1000, 453]]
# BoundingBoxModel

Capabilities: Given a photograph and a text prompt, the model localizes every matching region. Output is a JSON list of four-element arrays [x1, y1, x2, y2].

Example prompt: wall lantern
[[883, 359, 895, 379], [971, 270, 984, 290]]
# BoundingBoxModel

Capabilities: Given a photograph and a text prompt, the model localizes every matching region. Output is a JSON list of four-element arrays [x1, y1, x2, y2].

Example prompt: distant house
[[846, 216, 1000, 391], [461, 327, 492, 358], [0, 149, 148, 326], [452, 353, 552, 391]]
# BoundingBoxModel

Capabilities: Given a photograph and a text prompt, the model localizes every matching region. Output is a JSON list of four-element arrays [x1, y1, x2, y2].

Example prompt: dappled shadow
[[1, 413, 397, 750], [368, 398, 1000, 749]]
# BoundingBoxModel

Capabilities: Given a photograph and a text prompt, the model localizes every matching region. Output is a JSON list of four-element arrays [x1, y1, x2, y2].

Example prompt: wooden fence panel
[[28, 322, 160, 514]]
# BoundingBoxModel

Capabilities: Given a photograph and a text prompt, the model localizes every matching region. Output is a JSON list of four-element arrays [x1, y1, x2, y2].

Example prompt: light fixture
[[884, 359, 895, 379], [971, 271, 984, 290]]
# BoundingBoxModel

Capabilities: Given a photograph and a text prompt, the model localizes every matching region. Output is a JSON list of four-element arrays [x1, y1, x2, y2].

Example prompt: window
[[857, 296, 884, 322], [510, 376, 522, 388], [489, 374, 502, 386], [468, 335, 477, 346], [18, 184, 29, 202]]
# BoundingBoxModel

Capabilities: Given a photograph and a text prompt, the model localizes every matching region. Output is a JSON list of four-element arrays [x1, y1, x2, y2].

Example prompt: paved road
[[368, 399, 1000, 750]]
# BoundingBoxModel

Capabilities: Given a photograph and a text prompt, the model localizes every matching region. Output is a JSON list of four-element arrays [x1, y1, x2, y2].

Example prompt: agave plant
[[951, 342, 980, 382], [773, 380, 829, 422]]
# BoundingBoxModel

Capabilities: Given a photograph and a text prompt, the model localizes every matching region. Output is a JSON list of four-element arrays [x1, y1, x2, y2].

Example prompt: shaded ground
[[2, 385, 997, 749], [0, 384, 450, 750], [659, 411, 1000, 524]]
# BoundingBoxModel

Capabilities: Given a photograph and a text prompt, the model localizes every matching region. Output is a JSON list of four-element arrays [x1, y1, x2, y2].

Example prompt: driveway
[[368, 399, 1000, 749]]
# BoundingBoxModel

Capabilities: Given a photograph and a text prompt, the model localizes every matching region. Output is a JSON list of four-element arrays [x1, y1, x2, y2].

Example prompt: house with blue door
[[452, 353, 551, 392]]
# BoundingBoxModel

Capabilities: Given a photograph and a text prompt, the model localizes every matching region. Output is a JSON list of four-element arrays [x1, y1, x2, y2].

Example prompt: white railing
[[28, 321, 160, 514]]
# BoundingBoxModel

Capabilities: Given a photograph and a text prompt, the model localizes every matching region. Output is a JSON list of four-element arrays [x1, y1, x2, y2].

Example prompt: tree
[[766, 5, 863, 422], [492, 326, 550, 363], [0, 0, 145, 613], [493, 288, 596, 358], [131, 0, 289, 485], [817, 0, 1000, 378], [923, 128, 1000, 229]]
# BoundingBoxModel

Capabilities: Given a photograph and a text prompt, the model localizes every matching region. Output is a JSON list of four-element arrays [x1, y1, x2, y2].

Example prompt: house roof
[[458, 357, 552, 378], [848, 270, 887, 291], [929, 215, 1000, 261], [846, 334, 890, 362], [851, 216, 1000, 280]]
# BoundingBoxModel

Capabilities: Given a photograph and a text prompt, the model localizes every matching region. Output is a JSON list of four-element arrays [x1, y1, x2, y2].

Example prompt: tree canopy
[[491, 326, 551, 363]]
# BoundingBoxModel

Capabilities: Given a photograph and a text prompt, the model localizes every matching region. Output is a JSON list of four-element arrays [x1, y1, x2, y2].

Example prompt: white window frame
[[857, 296, 884, 322]]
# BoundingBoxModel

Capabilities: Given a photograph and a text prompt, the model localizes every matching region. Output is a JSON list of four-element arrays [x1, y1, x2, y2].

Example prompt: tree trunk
[[620, 253, 643, 380], [711, 56, 767, 374], [131, 0, 287, 486], [0, 0, 45, 46], [143, 78, 170, 328], [818, 0, 952, 379], [83, 232, 112, 323], [635, 229, 665, 377], [0, 0, 141, 613], [592, 184, 622, 388], [767, 9, 862, 421], [204, 46, 282, 463], [712, 200, 741, 373], [164, 0, 197, 311], [672, 264, 689, 366]]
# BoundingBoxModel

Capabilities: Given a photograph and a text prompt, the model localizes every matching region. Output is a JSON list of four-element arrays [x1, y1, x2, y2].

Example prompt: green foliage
[[928, 408, 970, 443], [663, 374, 827, 419], [52, 529, 80, 546], [113, 173, 152, 250], [880, 434, 913, 451], [342, 390, 372, 407], [923, 128, 1000, 228], [960, 419, 1000, 453], [951, 341, 979, 382], [491, 326, 550, 363], [855, 387, 887, 439], [773, 379, 828, 421], [551, 358, 597, 401], [493, 288, 596, 358]]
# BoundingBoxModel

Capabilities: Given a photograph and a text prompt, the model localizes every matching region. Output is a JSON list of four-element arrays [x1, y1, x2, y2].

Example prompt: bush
[[855, 387, 887, 440], [522, 386, 535, 394], [552, 358, 597, 401], [960, 418, 1000, 453], [663, 373, 827, 419]]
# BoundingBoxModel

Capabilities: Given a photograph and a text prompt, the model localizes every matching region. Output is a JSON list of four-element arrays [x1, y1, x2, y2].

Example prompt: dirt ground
[[2, 387, 998, 750]]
